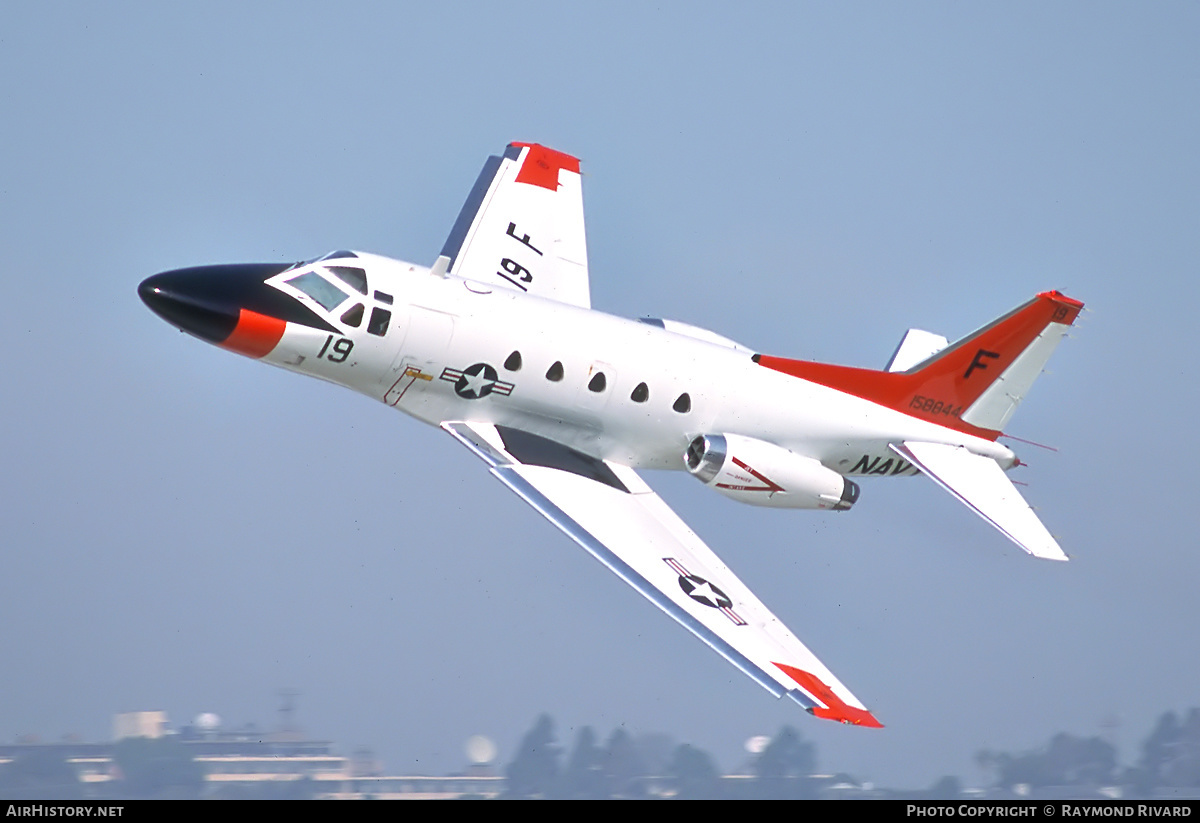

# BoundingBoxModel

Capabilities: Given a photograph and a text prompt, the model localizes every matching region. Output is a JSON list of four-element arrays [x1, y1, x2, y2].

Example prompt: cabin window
[[673, 392, 692, 413], [545, 361, 564, 382], [327, 266, 368, 295], [588, 373, 607, 393], [630, 382, 649, 403], [504, 351, 523, 371], [340, 303, 364, 327], [367, 307, 391, 336], [374, 290, 394, 305]]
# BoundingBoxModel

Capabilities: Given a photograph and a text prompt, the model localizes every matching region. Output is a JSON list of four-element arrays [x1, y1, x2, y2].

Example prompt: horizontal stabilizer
[[892, 441, 1067, 561], [885, 329, 949, 373]]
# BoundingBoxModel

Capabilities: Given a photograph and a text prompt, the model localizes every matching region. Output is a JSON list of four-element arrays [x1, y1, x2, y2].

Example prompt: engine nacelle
[[684, 433, 859, 510]]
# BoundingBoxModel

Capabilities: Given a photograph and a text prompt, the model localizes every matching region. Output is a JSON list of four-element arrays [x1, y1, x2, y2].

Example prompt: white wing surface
[[438, 143, 590, 308], [893, 441, 1067, 561], [444, 421, 882, 727]]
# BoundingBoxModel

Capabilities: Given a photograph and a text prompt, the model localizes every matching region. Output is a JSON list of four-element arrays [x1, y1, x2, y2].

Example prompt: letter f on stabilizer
[[892, 292, 1084, 560]]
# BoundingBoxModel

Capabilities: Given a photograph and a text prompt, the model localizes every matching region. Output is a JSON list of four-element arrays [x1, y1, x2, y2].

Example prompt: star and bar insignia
[[663, 558, 747, 626], [440, 362, 515, 400]]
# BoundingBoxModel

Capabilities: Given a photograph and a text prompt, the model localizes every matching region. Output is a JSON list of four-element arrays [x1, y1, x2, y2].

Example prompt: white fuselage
[[262, 253, 1014, 478]]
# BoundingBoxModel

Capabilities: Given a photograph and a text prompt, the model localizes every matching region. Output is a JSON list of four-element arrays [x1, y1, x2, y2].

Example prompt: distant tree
[[633, 731, 676, 777], [985, 732, 1116, 790], [927, 775, 962, 799], [1051, 733, 1117, 786], [753, 726, 818, 799], [504, 714, 560, 799], [666, 743, 722, 799], [975, 748, 1001, 786], [112, 736, 204, 799], [1138, 710, 1180, 786], [1140, 707, 1200, 788], [1167, 709, 1200, 787], [555, 725, 606, 799], [602, 727, 648, 799]]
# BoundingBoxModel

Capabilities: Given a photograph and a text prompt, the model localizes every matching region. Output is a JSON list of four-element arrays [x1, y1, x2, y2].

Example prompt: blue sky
[[2, 2, 1198, 785]]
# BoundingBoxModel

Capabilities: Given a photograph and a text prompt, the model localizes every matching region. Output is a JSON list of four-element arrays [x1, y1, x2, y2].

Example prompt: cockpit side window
[[367, 307, 391, 336], [340, 303, 364, 327], [288, 271, 349, 311]]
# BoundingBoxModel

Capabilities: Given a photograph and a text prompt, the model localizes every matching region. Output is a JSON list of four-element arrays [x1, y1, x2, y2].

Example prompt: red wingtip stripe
[[511, 142, 580, 190], [221, 309, 286, 359], [809, 704, 885, 728], [774, 663, 883, 728]]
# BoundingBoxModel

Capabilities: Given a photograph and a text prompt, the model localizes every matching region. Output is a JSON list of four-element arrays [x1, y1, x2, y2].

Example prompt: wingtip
[[1027, 542, 1069, 562], [774, 662, 883, 729], [809, 706, 885, 728]]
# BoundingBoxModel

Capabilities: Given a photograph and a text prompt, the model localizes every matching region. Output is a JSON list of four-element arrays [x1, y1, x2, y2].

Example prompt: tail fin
[[754, 291, 1084, 440]]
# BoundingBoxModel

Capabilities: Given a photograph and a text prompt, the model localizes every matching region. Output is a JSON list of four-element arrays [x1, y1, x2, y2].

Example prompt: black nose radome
[[139, 263, 294, 344], [139, 261, 343, 352]]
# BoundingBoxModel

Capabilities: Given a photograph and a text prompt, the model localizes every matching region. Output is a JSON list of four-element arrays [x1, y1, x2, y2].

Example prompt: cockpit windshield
[[276, 252, 391, 336], [287, 271, 349, 311], [327, 265, 367, 295]]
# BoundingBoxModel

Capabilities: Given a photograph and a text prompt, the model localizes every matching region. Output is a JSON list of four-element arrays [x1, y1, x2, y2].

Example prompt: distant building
[[0, 711, 502, 799], [112, 711, 167, 741]]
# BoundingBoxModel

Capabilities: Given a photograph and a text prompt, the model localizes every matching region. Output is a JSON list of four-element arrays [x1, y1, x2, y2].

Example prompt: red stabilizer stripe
[[774, 663, 883, 728], [755, 355, 1002, 440], [511, 142, 580, 190], [755, 291, 1085, 441], [222, 309, 286, 359]]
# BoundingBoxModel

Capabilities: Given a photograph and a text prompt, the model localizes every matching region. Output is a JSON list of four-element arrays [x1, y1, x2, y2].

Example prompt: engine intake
[[685, 433, 858, 510]]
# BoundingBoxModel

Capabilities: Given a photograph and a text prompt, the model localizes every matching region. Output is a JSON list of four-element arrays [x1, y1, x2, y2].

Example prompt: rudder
[[903, 290, 1083, 432]]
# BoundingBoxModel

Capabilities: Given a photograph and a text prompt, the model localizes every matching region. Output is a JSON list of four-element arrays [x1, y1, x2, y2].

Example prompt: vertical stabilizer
[[754, 291, 1084, 440]]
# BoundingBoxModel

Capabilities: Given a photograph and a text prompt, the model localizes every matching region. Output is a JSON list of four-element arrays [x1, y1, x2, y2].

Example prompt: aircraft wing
[[437, 143, 591, 308], [443, 421, 882, 727], [892, 441, 1067, 561]]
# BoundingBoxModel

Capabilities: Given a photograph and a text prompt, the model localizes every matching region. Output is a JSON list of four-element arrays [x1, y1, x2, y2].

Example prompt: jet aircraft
[[139, 142, 1083, 728]]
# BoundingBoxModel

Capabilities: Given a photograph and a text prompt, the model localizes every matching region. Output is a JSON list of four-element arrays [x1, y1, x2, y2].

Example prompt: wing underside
[[438, 143, 591, 308], [444, 421, 881, 727]]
